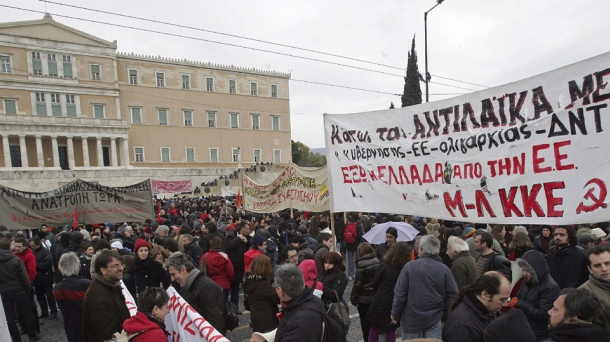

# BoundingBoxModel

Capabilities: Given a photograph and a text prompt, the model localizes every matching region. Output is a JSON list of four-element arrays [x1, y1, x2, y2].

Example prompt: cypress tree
[[401, 35, 423, 107]]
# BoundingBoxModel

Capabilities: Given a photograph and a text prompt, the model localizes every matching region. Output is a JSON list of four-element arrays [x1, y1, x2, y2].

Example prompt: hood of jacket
[[298, 259, 318, 282], [123, 311, 166, 335], [517, 250, 549, 285], [0, 249, 16, 262]]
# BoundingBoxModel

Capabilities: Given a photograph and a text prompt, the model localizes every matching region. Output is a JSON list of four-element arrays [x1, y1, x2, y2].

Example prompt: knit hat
[[484, 309, 535, 342], [591, 228, 607, 239], [291, 235, 306, 245], [426, 219, 441, 235], [111, 240, 123, 249], [134, 239, 150, 253], [144, 227, 153, 234], [251, 234, 266, 247], [462, 226, 476, 239]]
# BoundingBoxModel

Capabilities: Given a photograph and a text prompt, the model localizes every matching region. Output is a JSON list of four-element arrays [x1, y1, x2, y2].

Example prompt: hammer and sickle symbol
[[576, 178, 608, 214]]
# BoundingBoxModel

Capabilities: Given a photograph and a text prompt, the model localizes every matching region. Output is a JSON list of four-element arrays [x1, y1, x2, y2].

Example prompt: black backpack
[[308, 282, 347, 342]]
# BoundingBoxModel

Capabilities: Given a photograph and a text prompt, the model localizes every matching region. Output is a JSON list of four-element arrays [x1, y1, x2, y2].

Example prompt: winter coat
[[534, 235, 552, 255], [82, 273, 132, 342], [451, 251, 478, 290], [0, 249, 30, 292], [515, 250, 560, 340], [244, 248, 265, 272], [545, 245, 589, 289], [79, 254, 92, 280], [128, 258, 171, 298], [301, 233, 318, 252], [183, 240, 204, 267], [115, 233, 135, 251], [375, 242, 391, 261], [275, 287, 324, 342], [442, 292, 495, 342], [313, 244, 329, 275], [350, 252, 380, 305], [319, 268, 348, 304], [224, 229, 249, 281], [546, 322, 610, 342], [123, 311, 170, 342], [15, 247, 37, 283], [366, 261, 402, 332], [32, 246, 54, 287], [580, 274, 610, 306], [199, 231, 225, 253], [243, 273, 280, 333], [480, 251, 513, 282], [180, 269, 225, 335], [53, 275, 92, 342], [201, 249, 234, 289]]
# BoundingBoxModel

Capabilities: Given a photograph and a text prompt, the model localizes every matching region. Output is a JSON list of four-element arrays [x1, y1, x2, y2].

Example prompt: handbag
[[327, 289, 350, 330], [224, 300, 240, 331]]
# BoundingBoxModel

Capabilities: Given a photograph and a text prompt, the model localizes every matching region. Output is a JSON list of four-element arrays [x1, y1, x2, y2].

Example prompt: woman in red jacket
[[200, 236, 234, 301], [122, 286, 170, 342]]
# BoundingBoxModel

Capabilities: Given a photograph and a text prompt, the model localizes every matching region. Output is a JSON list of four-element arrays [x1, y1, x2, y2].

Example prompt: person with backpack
[[344, 212, 364, 280]]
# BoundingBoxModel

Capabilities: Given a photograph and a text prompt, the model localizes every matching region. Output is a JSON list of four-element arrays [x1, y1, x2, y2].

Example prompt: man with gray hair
[[53, 252, 91, 342], [115, 224, 134, 251], [156, 225, 170, 239], [446, 236, 478, 290], [392, 235, 457, 340], [274, 263, 324, 342]]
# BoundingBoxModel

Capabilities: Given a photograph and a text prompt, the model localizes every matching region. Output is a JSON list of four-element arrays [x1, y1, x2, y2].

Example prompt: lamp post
[[424, 0, 444, 103]]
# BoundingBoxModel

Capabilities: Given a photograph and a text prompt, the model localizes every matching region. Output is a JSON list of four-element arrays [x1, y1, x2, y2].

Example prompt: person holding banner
[[122, 286, 171, 342]]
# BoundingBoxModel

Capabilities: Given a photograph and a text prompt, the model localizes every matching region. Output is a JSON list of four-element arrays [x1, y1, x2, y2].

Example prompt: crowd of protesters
[[1, 195, 610, 341]]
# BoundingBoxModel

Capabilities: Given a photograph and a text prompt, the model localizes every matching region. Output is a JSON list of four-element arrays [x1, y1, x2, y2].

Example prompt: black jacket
[[180, 270, 225, 335], [242, 273, 280, 333], [350, 252, 380, 305], [0, 249, 30, 292], [481, 251, 512, 281], [33, 246, 54, 287], [79, 254, 92, 280], [319, 269, 348, 304], [443, 292, 495, 342], [115, 233, 135, 251], [53, 275, 92, 342], [184, 241, 204, 266], [224, 229, 249, 281], [547, 323, 610, 342], [127, 258, 170, 298], [275, 287, 324, 342], [366, 261, 401, 332], [545, 245, 589, 289], [515, 250, 560, 340], [200, 231, 225, 253]]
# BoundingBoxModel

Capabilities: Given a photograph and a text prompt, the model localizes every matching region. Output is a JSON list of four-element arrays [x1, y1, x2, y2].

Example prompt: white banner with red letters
[[324, 51, 610, 224], [151, 180, 193, 194], [243, 163, 330, 212]]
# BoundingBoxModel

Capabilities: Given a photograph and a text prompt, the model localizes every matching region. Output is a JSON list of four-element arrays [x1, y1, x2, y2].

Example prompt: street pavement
[[38, 276, 398, 342]]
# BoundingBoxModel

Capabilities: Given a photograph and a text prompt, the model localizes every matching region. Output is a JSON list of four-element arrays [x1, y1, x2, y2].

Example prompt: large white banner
[[324, 51, 610, 224], [243, 163, 330, 212]]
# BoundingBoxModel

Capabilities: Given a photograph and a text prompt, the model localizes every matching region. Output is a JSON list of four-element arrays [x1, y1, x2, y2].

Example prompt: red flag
[[72, 207, 78, 228], [236, 190, 243, 207]]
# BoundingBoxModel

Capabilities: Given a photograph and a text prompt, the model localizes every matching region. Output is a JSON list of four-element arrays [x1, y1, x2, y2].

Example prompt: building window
[[271, 115, 280, 131], [186, 148, 195, 162], [274, 149, 281, 163], [182, 75, 190, 90], [51, 93, 61, 116], [183, 110, 193, 126], [90, 64, 101, 80], [35, 92, 46, 115], [129, 69, 138, 85], [134, 147, 145, 162], [207, 112, 216, 127], [209, 148, 218, 162], [229, 79, 236, 94], [206, 77, 214, 91], [66, 94, 76, 117], [93, 104, 105, 119], [160, 147, 170, 162], [32, 52, 42, 75], [10, 145, 22, 167], [62, 55, 73, 78], [131, 107, 142, 124], [254, 149, 261, 163], [3, 99, 16, 115], [251, 114, 260, 130], [271, 84, 278, 98], [232, 148, 240, 162], [230, 113, 239, 129], [158, 109, 168, 125], [0, 55, 11, 73], [47, 53, 58, 77], [156, 72, 165, 87], [250, 82, 258, 96]]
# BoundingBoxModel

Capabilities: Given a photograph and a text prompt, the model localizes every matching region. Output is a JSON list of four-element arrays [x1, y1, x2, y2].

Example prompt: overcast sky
[[4, 0, 610, 148]]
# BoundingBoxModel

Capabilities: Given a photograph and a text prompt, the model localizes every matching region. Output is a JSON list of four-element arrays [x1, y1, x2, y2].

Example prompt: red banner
[[151, 180, 193, 194]]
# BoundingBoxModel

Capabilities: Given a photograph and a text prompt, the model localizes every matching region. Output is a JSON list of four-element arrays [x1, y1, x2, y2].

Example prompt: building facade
[[0, 14, 291, 178]]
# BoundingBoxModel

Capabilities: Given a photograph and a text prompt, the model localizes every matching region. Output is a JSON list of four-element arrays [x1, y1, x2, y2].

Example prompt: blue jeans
[[347, 249, 355, 277], [402, 319, 442, 340]]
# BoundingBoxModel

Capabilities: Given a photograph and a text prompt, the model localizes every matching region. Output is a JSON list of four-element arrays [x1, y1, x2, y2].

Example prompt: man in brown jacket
[[82, 250, 131, 342], [579, 244, 610, 306]]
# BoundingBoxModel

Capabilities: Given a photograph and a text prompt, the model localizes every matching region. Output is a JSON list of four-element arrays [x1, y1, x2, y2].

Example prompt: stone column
[[18, 135, 28, 168], [51, 136, 60, 168], [35, 135, 44, 167], [82, 137, 90, 167], [110, 137, 118, 167], [120, 136, 130, 168], [2, 135, 11, 169], [96, 137, 103, 167], [66, 136, 74, 170]]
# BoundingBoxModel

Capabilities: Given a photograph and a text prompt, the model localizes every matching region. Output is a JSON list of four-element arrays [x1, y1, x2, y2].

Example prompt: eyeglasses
[[105, 263, 125, 269]]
